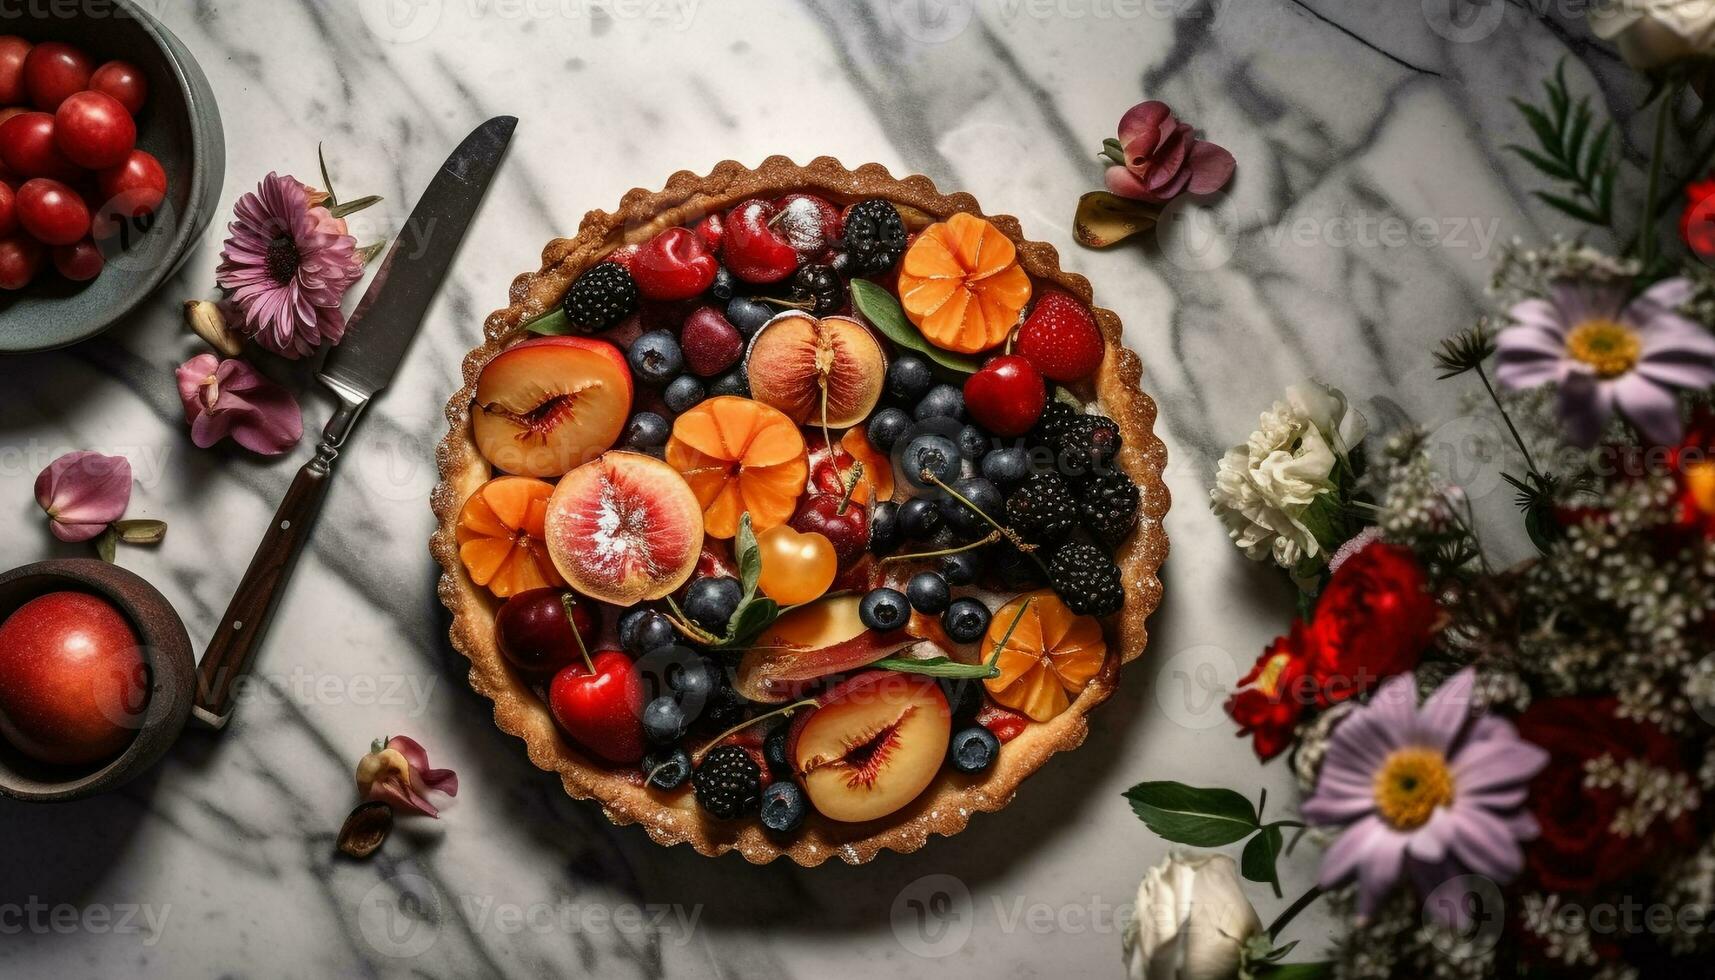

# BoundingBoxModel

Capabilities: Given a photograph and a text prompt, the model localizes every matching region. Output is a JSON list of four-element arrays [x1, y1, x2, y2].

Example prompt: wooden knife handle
[[193, 398, 364, 729]]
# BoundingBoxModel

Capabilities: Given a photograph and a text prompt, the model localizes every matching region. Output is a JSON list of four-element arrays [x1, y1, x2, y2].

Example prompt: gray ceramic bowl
[[0, 0, 225, 354], [0, 560, 194, 802]]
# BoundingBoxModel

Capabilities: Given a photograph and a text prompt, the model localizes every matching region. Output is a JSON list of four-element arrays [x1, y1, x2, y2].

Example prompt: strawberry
[[1016, 292, 1103, 383]]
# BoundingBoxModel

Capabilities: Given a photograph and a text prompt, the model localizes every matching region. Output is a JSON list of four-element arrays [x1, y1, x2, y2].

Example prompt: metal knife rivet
[[280, 520, 291, 530], [233, 621, 244, 631]]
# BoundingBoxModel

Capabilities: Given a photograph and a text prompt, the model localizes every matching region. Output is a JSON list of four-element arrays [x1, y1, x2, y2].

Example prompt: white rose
[[1122, 854, 1263, 980], [1209, 381, 1366, 570], [1591, 0, 1715, 69]]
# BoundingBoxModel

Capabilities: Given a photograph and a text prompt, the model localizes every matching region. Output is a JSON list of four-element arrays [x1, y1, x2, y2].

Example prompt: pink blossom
[[1104, 100, 1236, 204], [175, 354, 304, 456], [355, 736, 459, 818], [34, 451, 132, 542]]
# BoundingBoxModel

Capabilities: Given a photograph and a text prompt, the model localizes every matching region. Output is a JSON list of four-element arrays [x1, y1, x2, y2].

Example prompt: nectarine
[[472, 336, 633, 478], [544, 452, 704, 606], [789, 670, 951, 823]]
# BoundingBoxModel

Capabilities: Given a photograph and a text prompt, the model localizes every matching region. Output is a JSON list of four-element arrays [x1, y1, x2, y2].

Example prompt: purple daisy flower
[[216, 173, 363, 359], [1301, 669, 1547, 927], [1497, 277, 1715, 447]]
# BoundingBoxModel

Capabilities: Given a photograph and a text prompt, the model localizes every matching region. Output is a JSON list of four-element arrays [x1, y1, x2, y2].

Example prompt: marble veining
[[0, 1, 1673, 976]]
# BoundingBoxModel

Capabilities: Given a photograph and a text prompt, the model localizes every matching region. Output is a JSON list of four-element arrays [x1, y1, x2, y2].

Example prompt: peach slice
[[472, 336, 633, 478], [745, 313, 885, 427], [544, 451, 704, 606], [981, 590, 1107, 722], [787, 670, 952, 823], [664, 395, 808, 538], [456, 476, 566, 598], [734, 595, 922, 703]]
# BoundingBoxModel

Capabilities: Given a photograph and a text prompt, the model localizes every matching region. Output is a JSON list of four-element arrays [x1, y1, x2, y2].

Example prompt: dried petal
[[35, 451, 132, 542], [355, 736, 458, 819], [175, 354, 304, 456], [336, 801, 394, 859], [114, 519, 168, 545], [1073, 192, 1161, 249], [1101, 100, 1234, 205], [183, 299, 243, 357]]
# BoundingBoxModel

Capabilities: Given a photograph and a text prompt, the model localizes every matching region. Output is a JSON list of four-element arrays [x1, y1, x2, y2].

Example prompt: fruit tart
[[432, 157, 1168, 865]]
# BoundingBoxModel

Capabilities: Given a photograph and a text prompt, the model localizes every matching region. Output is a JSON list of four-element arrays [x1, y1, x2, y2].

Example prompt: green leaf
[[735, 513, 762, 596], [1505, 144, 1573, 181], [1566, 102, 1591, 166], [113, 519, 167, 545], [1584, 123, 1612, 184], [873, 656, 999, 679], [329, 194, 383, 219], [1124, 782, 1259, 846], [1512, 99, 1559, 156], [318, 142, 338, 207], [1532, 190, 1607, 226], [723, 596, 780, 648], [1242, 825, 1285, 898], [95, 526, 117, 564], [524, 308, 572, 336], [849, 278, 981, 374]]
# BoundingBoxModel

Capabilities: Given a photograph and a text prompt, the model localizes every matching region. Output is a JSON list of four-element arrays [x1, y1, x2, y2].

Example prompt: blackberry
[[790, 263, 843, 315], [1049, 543, 1124, 616], [1057, 415, 1121, 477], [1028, 400, 1078, 447], [1005, 473, 1078, 543], [1080, 470, 1140, 545], [841, 199, 908, 275], [561, 262, 638, 333], [692, 746, 761, 820]]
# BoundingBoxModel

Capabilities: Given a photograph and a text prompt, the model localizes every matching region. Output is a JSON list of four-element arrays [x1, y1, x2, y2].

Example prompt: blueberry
[[623, 412, 670, 450], [899, 498, 943, 540], [763, 723, 793, 776], [939, 678, 984, 724], [643, 695, 687, 744], [725, 296, 773, 336], [869, 500, 901, 554], [628, 330, 684, 386], [906, 572, 950, 614], [618, 608, 649, 651], [940, 551, 977, 586], [949, 725, 1000, 773], [623, 610, 677, 656], [759, 780, 808, 834], [938, 478, 1002, 539], [866, 407, 914, 453], [859, 587, 910, 631], [980, 445, 1032, 487], [708, 366, 750, 398], [684, 576, 742, 634], [914, 384, 965, 423], [709, 266, 736, 301], [900, 433, 962, 493], [942, 598, 991, 644], [957, 424, 989, 461], [887, 354, 934, 404], [642, 747, 692, 789], [669, 655, 719, 704], [663, 374, 706, 414]]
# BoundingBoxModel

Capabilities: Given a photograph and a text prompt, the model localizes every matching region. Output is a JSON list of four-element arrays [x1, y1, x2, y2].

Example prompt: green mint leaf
[[1123, 781, 1259, 846], [849, 278, 981, 375], [735, 513, 762, 597]]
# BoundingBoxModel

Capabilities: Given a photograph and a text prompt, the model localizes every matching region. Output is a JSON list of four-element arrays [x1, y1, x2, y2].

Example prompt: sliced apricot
[[456, 476, 566, 598], [981, 590, 1106, 722], [897, 212, 1033, 355], [664, 395, 809, 538]]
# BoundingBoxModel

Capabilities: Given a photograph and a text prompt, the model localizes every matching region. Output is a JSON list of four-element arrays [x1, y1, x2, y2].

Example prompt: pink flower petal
[[1612, 373, 1685, 445], [386, 736, 460, 799], [1185, 140, 1236, 195], [1104, 166, 1155, 201], [35, 451, 132, 542], [1116, 100, 1172, 150], [176, 355, 304, 456]]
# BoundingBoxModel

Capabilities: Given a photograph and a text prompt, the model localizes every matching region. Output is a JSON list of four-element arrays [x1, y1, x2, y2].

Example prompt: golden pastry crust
[[430, 156, 1170, 865]]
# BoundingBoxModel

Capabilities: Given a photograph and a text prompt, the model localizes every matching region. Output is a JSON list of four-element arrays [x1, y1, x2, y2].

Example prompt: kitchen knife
[[192, 116, 517, 729]]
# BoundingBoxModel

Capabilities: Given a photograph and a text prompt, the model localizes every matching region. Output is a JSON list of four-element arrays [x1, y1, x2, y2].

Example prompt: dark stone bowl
[[0, 559, 194, 802], [0, 0, 225, 354]]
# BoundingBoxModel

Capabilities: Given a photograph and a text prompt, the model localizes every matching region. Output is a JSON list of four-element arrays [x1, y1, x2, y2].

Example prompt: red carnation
[[1515, 698, 1697, 894], [1228, 541, 1438, 760]]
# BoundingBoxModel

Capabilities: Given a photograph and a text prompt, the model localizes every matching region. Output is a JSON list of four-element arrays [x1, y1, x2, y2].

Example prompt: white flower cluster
[[1210, 381, 1366, 570]]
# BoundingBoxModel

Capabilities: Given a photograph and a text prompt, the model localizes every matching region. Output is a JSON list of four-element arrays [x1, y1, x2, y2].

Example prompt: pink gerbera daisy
[[216, 173, 363, 359]]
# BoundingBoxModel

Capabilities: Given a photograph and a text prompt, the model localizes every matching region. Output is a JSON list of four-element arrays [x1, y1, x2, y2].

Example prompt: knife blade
[[191, 116, 516, 730], [319, 114, 518, 403]]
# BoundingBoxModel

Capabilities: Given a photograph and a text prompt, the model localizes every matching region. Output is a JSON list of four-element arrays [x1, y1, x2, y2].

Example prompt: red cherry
[[679, 304, 743, 376], [89, 60, 148, 115], [0, 111, 78, 181], [22, 41, 92, 112], [51, 238, 103, 282], [693, 211, 724, 253], [95, 148, 166, 221], [629, 226, 718, 301], [494, 589, 599, 678], [54, 90, 135, 169], [790, 493, 870, 568], [15, 178, 89, 246], [1016, 292, 1104, 383], [0, 181, 14, 237], [548, 650, 646, 765], [604, 242, 641, 272], [963, 354, 1046, 437], [773, 193, 842, 256], [721, 198, 799, 284], [0, 36, 31, 105], [0, 234, 43, 290]]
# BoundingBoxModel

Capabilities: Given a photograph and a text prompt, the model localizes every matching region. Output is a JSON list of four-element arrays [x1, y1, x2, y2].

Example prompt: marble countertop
[[0, 1, 1659, 976]]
